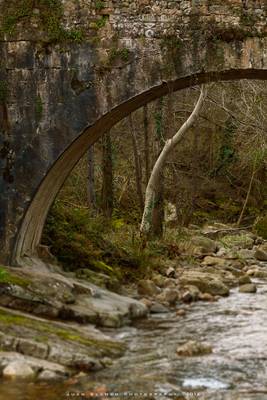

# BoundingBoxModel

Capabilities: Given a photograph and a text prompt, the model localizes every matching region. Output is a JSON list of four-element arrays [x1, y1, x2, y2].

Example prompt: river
[[1, 279, 267, 400]]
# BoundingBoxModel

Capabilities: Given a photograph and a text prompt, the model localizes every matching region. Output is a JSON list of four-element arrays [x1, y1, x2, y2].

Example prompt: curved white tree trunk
[[140, 85, 207, 237]]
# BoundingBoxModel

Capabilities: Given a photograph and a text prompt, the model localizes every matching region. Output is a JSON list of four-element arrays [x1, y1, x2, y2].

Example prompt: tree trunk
[[140, 85, 207, 238], [87, 145, 97, 211], [143, 104, 150, 185], [101, 131, 113, 218], [237, 167, 256, 226], [129, 113, 144, 213]]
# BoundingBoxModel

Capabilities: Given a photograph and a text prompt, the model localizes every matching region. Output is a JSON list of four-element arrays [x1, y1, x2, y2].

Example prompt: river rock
[[246, 268, 267, 278], [199, 292, 214, 302], [254, 248, 267, 261], [156, 288, 178, 305], [176, 309, 186, 317], [176, 340, 212, 357], [189, 236, 218, 255], [239, 283, 257, 293], [137, 280, 161, 297], [202, 256, 229, 267], [152, 274, 166, 288], [37, 369, 64, 381], [180, 271, 229, 296], [182, 285, 200, 302], [3, 360, 35, 379], [166, 267, 176, 278], [150, 303, 169, 314], [238, 275, 251, 285]]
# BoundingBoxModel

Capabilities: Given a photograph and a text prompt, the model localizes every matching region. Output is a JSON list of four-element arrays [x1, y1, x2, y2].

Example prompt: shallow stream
[[1, 280, 267, 400]]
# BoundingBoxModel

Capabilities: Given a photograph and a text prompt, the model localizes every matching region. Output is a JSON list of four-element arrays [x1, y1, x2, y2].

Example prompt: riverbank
[[0, 223, 267, 398]]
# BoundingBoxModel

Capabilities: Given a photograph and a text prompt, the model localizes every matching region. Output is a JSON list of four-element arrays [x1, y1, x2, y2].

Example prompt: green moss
[[108, 47, 130, 64], [0, 308, 125, 355], [0, 266, 30, 287], [95, 0, 105, 10], [95, 15, 108, 29], [42, 202, 140, 275], [0, 0, 85, 43]]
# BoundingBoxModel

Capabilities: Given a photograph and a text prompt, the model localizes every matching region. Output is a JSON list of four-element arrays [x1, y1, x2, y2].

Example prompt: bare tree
[[129, 113, 144, 212], [101, 131, 113, 218], [140, 85, 207, 238], [87, 146, 97, 212]]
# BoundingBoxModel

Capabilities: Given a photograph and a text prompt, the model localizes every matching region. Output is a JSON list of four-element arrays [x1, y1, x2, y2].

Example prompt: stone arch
[[13, 68, 267, 265]]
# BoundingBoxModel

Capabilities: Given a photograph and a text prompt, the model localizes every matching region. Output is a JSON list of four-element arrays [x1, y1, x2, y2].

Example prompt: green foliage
[[211, 118, 236, 176], [0, 80, 8, 103], [0, 0, 85, 43], [42, 201, 141, 276], [254, 215, 267, 239], [95, 0, 105, 10], [95, 15, 108, 29], [108, 47, 130, 64]]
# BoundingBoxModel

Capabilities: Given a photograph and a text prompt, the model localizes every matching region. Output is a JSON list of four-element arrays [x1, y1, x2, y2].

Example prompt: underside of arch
[[13, 68, 267, 265]]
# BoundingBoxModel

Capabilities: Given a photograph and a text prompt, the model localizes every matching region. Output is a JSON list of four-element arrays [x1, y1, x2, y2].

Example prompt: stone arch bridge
[[0, 0, 266, 265]]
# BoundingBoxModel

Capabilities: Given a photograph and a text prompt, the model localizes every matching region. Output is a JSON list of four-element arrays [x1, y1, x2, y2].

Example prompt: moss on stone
[[0, 266, 30, 287], [0, 308, 125, 356], [0, 0, 85, 43]]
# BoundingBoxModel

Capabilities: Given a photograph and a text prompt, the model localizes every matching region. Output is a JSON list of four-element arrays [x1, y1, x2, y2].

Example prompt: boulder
[[182, 285, 200, 302], [3, 361, 35, 379], [37, 369, 65, 381], [180, 271, 229, 296], [137, 280, 161, 297], [156, 288, 178, 305], [189, 236, 218, 255], [246, 268, 267, 279], [176, 309, 186, 317], [239, 284, 257, 293], [150, 303, 169, 314], [202, 256, 229, 267], [152, 274, 166, 288], [254, 248, 267, 262], [176, 341, 212, 357], [199, 292, 214, 302], [166, 267, 176, 278], [238, 275, 251, 285]]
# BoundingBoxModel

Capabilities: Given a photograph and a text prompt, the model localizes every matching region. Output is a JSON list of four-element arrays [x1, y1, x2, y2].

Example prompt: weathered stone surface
[[137, 280, 161, 297], [2, 360, 35, 379], [202, 256, 229, 267], [246, 268, 267, 279], [186, 236, 218, 255], [150, 303, 169, 314], [254, 248, 267, 262], [239, 284, 257, 293], [0, 352, 69, 377], [180, 271, 229, 296], [238, 275, 251, 285], [0, 268, 147, 328], [176, 341, 212, 357], [156, 288, 178, 305]]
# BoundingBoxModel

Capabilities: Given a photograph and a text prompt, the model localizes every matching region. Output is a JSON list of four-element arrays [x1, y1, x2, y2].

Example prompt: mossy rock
[[254, 215, 267, 239]]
